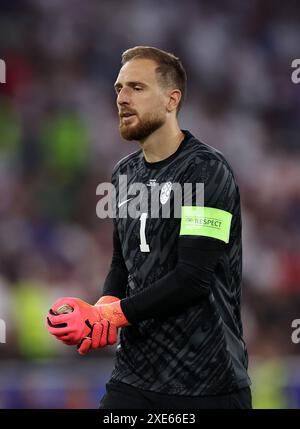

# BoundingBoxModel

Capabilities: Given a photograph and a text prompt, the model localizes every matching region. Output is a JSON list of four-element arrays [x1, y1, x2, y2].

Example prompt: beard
[[119, 111, 165, 141]]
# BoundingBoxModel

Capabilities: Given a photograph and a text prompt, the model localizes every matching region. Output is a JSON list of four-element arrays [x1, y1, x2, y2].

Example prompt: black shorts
[[99, 380, 252, 409]]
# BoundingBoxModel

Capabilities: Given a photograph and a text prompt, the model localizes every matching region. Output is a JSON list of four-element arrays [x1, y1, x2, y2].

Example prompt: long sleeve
[[102, 221, 128, 299], [120, 236, 225, 323]]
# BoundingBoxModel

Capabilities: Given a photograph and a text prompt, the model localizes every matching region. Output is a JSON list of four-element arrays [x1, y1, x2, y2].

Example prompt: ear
[[166, 89, 182, 112]]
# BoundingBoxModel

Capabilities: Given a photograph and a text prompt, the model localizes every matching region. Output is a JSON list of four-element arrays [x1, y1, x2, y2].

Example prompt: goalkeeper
[[46, 46, 252, 409]]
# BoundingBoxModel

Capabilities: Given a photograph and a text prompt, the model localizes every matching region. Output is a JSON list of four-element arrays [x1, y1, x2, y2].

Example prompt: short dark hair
[[121, 46, 187, 113]]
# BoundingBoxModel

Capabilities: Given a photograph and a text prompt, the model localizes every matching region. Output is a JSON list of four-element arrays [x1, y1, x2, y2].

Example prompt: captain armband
[[179, 206, 232, 243]]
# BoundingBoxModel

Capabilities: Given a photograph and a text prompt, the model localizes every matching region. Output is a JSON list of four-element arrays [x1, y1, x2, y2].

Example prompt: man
[[46, 46, 252, 409]]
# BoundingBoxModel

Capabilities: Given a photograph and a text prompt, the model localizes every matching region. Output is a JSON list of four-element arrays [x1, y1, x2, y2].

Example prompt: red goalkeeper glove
[[46, 296, 129, 348], [77, 319, 118, 355], [77, 296, 121, 355]]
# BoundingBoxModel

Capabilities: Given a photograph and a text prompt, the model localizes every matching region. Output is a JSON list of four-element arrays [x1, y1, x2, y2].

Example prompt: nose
[[117, 87, 131, 107]]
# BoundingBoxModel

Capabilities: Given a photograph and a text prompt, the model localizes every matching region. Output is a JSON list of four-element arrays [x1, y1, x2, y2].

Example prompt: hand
[[76, 295, 121, 354], [46, 297, 101, 345], [77, 319, 118, 355], [46, 295, 128, 347]]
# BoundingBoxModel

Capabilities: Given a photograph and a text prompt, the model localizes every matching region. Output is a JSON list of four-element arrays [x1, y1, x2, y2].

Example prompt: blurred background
[[0, 0, 300, 409]]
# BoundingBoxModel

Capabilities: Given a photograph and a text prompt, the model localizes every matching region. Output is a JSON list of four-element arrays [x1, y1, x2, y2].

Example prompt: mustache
[[119, 109, 138, 117]]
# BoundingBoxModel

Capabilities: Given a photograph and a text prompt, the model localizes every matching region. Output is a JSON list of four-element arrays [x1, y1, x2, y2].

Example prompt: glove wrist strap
[[95, 300, 129, 328]]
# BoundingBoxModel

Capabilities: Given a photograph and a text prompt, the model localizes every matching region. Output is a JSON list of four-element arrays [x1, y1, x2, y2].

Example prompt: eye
[[134, 86, 143, 91]]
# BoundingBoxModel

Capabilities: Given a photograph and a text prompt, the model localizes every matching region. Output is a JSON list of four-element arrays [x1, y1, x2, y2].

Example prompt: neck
[[140, 121, 184, 163]]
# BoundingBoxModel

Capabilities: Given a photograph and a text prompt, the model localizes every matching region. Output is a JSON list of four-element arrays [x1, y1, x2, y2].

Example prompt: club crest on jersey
[[160, 182, 172, 205]]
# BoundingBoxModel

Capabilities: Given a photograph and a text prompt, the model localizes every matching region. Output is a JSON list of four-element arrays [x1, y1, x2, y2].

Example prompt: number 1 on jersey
[[139, 212, 150, 252]]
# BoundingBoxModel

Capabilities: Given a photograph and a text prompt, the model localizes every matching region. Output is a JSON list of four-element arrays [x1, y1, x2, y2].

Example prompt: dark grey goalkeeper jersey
[[109, 130, 251, 396]]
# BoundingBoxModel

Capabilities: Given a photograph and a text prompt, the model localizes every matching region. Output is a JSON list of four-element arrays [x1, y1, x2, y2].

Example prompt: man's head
[[115, 46, 187, 141]]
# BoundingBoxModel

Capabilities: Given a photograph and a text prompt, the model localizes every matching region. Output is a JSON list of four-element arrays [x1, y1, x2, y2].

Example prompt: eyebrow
[[114, 81, 147, 91]]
